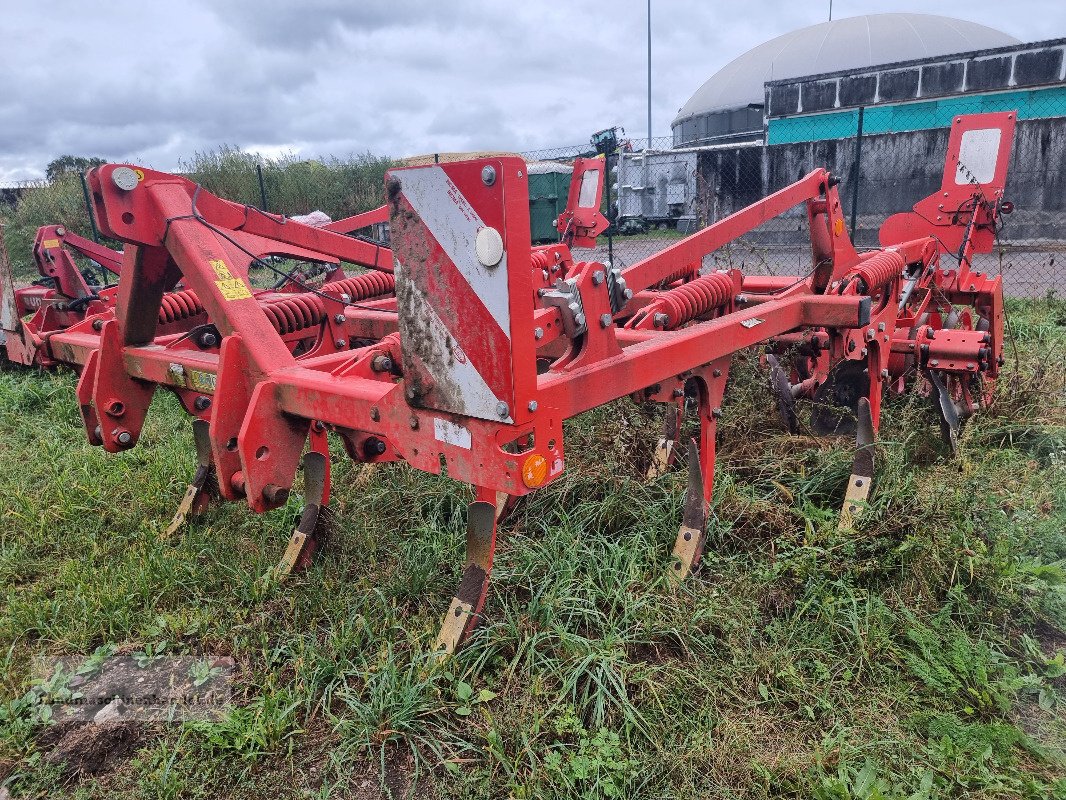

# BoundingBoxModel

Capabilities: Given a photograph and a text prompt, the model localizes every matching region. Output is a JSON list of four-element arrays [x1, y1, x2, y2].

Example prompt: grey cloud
[[1, 1, 1064, 182]]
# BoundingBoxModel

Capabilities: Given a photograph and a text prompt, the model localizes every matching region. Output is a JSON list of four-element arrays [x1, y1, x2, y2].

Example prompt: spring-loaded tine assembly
[[163, 419, 217, 538]]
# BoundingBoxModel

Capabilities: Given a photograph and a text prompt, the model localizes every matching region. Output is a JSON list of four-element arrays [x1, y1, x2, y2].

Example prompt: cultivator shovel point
[[276, 449, 332, 578], [646, 401, 682, 479], [670, 443, 707, 582], [839, 397, 876, 530], [163, 419, 217, 538], [435, 496, 498, 656], [4, 113, 1019, 650]]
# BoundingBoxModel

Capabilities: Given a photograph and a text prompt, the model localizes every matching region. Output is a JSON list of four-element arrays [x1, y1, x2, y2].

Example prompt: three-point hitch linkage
[[0, 113, 1017, 653]]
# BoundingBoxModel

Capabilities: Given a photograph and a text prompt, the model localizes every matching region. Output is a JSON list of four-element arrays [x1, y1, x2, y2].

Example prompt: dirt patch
[[342, 745, 423, 800], [42, 721, 142, 780]]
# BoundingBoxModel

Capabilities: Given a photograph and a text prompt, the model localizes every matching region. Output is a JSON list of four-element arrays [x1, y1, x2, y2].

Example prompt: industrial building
[[616, 13, 1066, 265]]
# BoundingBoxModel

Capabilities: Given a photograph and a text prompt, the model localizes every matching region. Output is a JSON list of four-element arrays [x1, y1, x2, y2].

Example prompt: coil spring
[[262, 294, 327, 335], [322, 271, 395, 302], [850, 251, 905, 293], [530, 250, 554, 271], [158, 290, 204, 324], [655, 263, 699, 289], [654, 272, 734, 328]]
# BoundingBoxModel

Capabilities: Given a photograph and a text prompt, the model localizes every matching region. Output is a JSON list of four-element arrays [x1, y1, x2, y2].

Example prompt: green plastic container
[[527, 163, 573, 243]]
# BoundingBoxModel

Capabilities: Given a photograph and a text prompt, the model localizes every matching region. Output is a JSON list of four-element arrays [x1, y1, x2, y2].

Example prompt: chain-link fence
[[522, 108, 1065, 298], [3, 109, 1061, 297]]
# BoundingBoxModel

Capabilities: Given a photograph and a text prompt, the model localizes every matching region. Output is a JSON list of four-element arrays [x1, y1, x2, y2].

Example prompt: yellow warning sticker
[[209, 259, 234, 280], [209, 259, 251, 300], [216, 278, 252, 300], [42, 238, 61, 249], [188, 369, 217, 393]]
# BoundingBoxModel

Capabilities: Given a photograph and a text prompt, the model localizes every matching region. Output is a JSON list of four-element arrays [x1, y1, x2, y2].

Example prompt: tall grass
[[0, 290, 1064, 795]]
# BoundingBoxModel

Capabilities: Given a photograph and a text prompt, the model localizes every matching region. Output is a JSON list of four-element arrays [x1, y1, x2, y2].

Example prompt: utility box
[[527, 161, 573, 243], [616, 149, 697, 229]]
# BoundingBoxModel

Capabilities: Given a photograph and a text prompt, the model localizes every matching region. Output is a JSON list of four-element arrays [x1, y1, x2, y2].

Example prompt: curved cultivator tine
[[839, 397, 875, 529], [927, 370, 961, 456], [435, 499, 498, 657], [670, 442, 707, 582], [276, 450, 331, 578], [163, 419, 217, 538], [646, 402, 682, 479], [766, 355, 799, 433]]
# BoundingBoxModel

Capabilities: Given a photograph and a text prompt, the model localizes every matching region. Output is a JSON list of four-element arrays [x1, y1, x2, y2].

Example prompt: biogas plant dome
[[672, 13, 1019, 146]]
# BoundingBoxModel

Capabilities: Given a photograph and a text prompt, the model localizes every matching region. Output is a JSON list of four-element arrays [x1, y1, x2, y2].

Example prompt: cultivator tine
[[839, 397, 875, 529], [494, 491, 521, 523], [670, 443, 707, 582], [927, 370, 961, 456], [276, 450, 330, 578], [766, 355, 799, 433], [811, 360, 868, 437], [163, 419, 217, 538], [646, 401, 682, 478], [435, 499, 498, 656]]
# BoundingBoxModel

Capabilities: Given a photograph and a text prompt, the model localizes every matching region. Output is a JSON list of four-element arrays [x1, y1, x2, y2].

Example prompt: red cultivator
[[0, 113, 1016, 653]]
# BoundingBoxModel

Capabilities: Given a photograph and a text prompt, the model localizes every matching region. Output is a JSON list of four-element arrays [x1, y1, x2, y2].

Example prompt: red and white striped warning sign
[[390, 162, 516, 422]]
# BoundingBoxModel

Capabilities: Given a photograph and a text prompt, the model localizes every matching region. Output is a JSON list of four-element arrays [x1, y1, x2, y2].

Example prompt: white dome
[[674, 13, 1019, 124]]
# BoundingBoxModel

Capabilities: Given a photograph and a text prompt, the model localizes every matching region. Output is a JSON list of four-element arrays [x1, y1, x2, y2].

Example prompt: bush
[[0, 146, 393, 282]]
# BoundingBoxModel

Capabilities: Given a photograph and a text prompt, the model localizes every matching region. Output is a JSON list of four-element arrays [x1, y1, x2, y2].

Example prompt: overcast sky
[[3, 1, 1064, 182]]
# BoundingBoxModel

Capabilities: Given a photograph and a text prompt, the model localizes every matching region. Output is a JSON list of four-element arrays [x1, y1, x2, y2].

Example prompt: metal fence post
[[606, 151, 614, 264], [849, 105, 864, 241], [256, 163, 269, 211], [79, 172, 101, 244]]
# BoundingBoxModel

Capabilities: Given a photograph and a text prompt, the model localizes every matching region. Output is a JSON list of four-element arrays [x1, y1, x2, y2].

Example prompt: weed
[[1, 297, 1064, 797]]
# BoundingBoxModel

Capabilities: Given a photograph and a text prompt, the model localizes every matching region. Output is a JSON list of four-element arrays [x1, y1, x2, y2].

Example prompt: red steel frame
[[4, 113, 1017, 653]]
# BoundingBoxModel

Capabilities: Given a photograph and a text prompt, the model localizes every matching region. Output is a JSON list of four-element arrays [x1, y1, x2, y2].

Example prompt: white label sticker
[[956, 128, 1001, 185], [740, 317, 764, 328], [434, 418, 472, 449]]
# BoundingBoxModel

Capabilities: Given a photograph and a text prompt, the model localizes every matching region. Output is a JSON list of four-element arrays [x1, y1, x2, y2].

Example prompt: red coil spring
[[850, 251, 905, 293], [261, 293, 327, 335], [158, 290, 204, 324], [530, 250, 554, 271], [322, 271, 395, 302], [654, 272, 734, 328], [655, 263, 699, 288]]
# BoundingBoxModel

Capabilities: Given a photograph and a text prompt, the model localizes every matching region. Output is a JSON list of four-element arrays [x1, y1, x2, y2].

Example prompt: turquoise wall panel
[[768, 86, 1066, 144]]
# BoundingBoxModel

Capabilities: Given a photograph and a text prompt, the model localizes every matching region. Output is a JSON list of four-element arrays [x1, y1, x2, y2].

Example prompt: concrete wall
[[767, 38, 1066, 117], [693, 118, 1066, 246]]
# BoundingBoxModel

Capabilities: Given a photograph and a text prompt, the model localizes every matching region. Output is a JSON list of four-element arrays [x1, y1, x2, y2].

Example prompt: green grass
[[1, 301, 1065, 799]]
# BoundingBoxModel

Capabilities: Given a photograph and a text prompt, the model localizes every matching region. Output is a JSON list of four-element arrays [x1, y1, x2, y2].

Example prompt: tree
[[45, 155, 107, 182]]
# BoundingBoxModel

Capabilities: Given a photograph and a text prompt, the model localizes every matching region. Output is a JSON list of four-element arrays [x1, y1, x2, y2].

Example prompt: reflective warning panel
[[880, 111, 1016, 254], [387, 157, 535, 424]]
